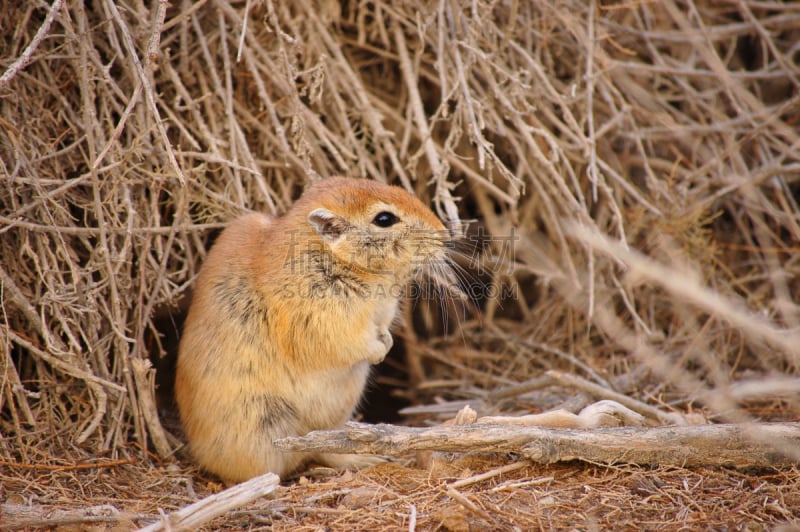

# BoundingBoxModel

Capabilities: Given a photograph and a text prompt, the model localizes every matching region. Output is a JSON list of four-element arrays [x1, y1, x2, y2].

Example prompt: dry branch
[[135, 472, 280, 532], [0, 0, 63, 88], [1, 504, 149, 531], [274, 421, 800, 469], [568, 223, 800, 366]]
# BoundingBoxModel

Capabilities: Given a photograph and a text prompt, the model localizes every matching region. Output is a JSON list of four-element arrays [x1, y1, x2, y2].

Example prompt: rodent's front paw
[[379, 327, 392, 350], [366, 328, 392, 364]]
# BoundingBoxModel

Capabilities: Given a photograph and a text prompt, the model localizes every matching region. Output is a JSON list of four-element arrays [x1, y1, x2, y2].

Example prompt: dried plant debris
[[1, 0, 799, 528], [2, 457, 799, 530]]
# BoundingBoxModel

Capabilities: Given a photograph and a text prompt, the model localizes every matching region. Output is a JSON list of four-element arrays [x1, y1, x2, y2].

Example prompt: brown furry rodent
[[175, 177, 452, 483]]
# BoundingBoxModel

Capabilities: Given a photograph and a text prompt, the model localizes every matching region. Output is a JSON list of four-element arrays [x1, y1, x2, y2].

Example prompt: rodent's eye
[[372, 211, 400, 228]]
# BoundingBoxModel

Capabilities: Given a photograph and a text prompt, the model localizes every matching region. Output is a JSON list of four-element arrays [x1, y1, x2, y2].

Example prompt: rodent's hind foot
[[316, 452, 386, 472]]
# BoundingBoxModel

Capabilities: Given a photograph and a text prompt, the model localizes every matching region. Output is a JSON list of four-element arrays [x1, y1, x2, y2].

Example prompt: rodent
[[175, 177, 451, 483]]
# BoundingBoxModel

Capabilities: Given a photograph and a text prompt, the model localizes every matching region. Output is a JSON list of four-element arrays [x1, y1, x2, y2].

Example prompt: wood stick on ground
[[135, 472, 280, 532], [274, 421, 800, 469], [1, 504, 151, 530], [545, 370, 691, 425]]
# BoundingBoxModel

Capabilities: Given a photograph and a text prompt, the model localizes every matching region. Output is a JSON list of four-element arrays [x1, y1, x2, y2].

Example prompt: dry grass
[[1, 0, 799, 528], [3, 456, 799, 530]]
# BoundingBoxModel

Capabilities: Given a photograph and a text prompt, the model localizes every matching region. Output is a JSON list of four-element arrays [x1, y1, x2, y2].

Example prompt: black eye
[[372, 211, 400, 228]]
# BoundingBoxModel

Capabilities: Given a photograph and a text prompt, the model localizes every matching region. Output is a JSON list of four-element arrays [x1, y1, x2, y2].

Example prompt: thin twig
[[568, 223, 800, 365], [0, 0, 64, 89], [104, 0, 186, 185]]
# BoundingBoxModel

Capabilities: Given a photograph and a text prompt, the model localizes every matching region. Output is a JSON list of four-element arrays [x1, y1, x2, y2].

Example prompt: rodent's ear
[[308, 208, 347, 242]]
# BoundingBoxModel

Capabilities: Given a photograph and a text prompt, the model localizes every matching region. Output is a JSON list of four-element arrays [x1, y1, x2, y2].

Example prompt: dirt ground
[[3, 454, 800, 530]]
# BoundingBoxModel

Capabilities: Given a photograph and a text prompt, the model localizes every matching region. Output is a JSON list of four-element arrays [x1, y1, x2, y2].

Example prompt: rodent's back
[[176, 178, 451, 482], [175, 213, 308, 480]]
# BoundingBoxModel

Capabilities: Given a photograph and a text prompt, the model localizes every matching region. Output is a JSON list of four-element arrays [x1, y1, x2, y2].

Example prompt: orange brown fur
[[175, 178, 449, 483]]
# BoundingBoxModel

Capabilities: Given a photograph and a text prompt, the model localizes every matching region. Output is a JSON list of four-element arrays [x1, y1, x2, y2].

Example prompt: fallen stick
[[274, 422, 800, 469], [1, 504, 150, 531], [135, 472, 280, 532]]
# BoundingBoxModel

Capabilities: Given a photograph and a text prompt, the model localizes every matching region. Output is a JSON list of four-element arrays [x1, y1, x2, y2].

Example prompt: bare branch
[[0, 0, 64, 89], [135, 473, 280, 532], [275, 421, 800, 469]]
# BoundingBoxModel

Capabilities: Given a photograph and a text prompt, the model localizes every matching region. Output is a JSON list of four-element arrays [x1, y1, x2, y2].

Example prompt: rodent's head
[[294, 178, 450, 281]]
